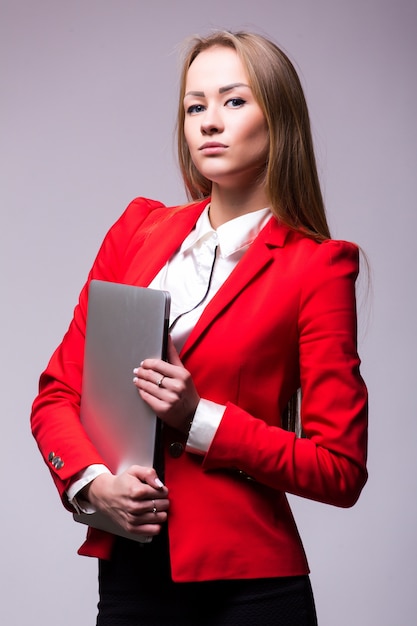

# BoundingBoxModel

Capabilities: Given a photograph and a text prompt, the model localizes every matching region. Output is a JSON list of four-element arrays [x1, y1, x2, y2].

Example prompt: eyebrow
[[184, 82, 251, 98]]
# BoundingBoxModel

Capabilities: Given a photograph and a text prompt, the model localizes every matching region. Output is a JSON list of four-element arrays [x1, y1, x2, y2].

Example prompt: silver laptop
[[73, 279, 170, 541]]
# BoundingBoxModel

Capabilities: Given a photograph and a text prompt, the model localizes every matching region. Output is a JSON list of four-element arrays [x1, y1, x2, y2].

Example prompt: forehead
[[185, 46, 249, 90]]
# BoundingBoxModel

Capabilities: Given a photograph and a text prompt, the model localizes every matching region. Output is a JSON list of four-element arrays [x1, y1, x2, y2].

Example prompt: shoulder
[[283, 229, 360, 278], [291, 238, 361, 318], [307, 238, 360, 279], [112, 196, 167, 232], [111, 196, 207, 235]]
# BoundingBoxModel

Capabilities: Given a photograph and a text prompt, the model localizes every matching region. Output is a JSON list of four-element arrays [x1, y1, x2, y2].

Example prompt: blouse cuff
[[67, 464, 111, 514], [186, 399, 225, 455]]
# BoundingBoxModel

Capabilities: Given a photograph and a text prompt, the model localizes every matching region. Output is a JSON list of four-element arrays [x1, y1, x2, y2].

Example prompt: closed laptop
[[73, 279, 170, 541]]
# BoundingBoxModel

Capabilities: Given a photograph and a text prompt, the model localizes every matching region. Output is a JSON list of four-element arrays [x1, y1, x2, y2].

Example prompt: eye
[[186, 103, 206, 115], [225, 97, 246, 108]]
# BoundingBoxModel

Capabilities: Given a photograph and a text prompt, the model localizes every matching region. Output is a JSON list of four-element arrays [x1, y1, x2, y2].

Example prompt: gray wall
[[2, 1, 416, 624]]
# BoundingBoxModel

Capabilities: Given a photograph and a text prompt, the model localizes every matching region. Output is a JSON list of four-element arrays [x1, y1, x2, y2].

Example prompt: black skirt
[[97, 529, 318, 626]]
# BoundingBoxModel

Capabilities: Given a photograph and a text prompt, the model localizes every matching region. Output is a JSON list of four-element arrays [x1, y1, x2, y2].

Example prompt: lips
[[199, 142, 227, 149], [198, 142, 228, 154]]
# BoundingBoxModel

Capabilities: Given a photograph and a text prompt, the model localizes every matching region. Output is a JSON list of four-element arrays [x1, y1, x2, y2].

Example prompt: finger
[[117, 508, 167, 533], [146, 497, 170, 514], [133, 370, 164, 400], [125, 498, 170, 519], [121, 503, 169, 531], [134, 376, 172, 407], [124, 522, 165, 537], [136, 387, 172, 415], [133, 364, 173, 392], [126, 465, 167, 491], [137, 358, 172, 376], [138, 512, 168, 526]]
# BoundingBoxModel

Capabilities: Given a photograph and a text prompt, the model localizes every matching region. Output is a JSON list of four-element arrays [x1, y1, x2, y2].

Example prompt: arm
[[31, 197, 166, 508], [202, 240, 368, 507]]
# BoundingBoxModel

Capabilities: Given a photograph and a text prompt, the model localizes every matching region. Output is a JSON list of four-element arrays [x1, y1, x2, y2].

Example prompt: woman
[[31, 31, 368, 625]]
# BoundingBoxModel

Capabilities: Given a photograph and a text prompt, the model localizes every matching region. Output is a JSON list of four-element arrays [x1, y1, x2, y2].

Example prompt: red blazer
[[31, 197, 368, 582]]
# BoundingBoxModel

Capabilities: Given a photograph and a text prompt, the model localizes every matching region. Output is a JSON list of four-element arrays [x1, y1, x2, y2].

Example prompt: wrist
[[80, 472, 113, 507]]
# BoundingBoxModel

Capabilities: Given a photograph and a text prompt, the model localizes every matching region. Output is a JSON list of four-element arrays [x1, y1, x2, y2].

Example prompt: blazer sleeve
[[30, 197, 165, 508], [202, 239, 368, 508]]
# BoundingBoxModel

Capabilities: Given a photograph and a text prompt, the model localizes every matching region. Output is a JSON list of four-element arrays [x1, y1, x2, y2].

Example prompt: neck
[[208, 183, 269, 229]]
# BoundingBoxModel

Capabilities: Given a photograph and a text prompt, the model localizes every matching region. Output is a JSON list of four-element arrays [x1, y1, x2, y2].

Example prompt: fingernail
[[155, 478, 164, 488], [133, 377, 138, 383], [133, 367, 138, 375]]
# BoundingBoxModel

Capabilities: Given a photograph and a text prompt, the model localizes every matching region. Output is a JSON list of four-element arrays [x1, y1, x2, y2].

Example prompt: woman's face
[[183, 46, 269, 191]]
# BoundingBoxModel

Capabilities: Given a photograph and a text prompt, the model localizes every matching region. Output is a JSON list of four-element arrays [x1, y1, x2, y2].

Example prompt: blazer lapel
[[180, 217, 291, 359], [124, 200, 208, 286]]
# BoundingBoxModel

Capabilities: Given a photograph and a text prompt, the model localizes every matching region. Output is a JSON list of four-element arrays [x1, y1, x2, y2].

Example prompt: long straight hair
[[177, 30, 331, 241]]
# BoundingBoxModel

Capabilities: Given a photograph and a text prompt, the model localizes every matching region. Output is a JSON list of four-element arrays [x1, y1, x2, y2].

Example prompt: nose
[[200, 106, 224, 136]]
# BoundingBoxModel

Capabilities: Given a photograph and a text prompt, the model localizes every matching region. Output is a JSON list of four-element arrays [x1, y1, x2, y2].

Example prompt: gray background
[[1, 0, 416, 624]]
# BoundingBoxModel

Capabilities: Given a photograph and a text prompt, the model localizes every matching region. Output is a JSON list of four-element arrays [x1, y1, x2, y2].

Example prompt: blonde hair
[[177, 30, 331, 240]]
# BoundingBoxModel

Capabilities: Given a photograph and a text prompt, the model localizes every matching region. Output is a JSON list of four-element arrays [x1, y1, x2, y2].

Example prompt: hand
[[133, 336, 200, 433], [82, 465, 169, 537]]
